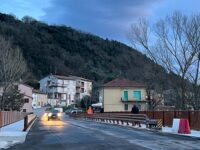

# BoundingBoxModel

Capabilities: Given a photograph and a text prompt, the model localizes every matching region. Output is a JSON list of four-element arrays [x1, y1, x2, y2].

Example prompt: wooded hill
[[0, 13, 178, 91]]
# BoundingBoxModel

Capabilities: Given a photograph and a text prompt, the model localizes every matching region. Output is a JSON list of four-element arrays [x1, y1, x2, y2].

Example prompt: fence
[[140, 111, 200, 130], [0, 111, 27, 128]]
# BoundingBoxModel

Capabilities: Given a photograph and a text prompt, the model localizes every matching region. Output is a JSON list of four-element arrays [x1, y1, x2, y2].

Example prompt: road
[[8, 110, 200, 150]]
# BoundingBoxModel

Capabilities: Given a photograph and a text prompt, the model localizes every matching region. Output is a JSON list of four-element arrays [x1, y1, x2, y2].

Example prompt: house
[[0, 83, 33, 112], [99, 78, 147, 112], [32, 90, 48, 108], [18, 84, 33, 113], [39, 74, 92, 106]]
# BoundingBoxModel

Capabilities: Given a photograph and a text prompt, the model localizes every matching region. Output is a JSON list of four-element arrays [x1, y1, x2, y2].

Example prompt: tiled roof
[[103, 78, 145, 88]]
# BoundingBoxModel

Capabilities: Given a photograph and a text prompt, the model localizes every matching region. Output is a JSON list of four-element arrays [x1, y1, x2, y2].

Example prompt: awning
[[92, 102, 102, 107]]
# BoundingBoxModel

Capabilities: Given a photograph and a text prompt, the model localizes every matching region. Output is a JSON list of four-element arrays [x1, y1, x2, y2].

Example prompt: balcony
[[48, 82, 68, 87], [121, 97, 146, 102]]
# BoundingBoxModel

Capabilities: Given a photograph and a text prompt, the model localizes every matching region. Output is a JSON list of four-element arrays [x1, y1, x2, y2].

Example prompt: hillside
[[0, 13, 175, 91]]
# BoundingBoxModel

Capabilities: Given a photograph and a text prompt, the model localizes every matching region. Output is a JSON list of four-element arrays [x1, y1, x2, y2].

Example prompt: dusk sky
[[1, 0, 200, 45]]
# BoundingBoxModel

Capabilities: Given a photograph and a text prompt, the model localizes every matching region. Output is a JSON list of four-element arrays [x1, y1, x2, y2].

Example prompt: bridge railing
[[0, 111, 27, 128], [70, 110, 200, 130], [140, 111, 200, 130]]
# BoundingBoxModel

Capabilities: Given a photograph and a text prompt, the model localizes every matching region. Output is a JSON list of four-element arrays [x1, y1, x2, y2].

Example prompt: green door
[[124, 91, 128, 101]]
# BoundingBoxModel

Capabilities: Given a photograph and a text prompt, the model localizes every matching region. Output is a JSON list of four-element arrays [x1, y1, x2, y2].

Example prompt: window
[[133, 91, 141, 100], [124, 104, 128, 111], [123, 91, 128, 100], [23, 109, 26, 112], [81, 88, 84, 93], [24, 98, 29, 103]]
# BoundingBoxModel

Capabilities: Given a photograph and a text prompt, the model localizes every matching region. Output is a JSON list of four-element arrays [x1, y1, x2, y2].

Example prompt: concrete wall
[[103, 87, 147, 112]]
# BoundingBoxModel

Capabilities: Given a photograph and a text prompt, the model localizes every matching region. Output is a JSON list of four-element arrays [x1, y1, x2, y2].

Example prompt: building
[[99, 78, 147, 112], [0, 84, 33, 112], [32, 90, 48, 108], [39, 74, 92, 106], [18, 84, 33, 113]]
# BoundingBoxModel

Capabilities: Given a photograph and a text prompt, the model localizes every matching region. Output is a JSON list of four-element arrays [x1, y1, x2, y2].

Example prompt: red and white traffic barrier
[[172, 118, 191, 134]]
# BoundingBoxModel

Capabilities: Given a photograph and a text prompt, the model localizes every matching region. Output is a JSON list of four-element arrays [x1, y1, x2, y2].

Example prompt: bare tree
[[0, 36, 27, 110], [146, 88, 163, 110], [129, 12, 200, 109], [185, 15, 200, 109]]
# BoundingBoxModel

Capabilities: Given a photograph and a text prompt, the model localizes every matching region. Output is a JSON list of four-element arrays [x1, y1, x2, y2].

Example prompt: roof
[[52, 75, 75, 80], [33, 89, 47, 95], [51, 74, 92, 82], [103, 78, 145, 88], [68, 75, 92, 82]]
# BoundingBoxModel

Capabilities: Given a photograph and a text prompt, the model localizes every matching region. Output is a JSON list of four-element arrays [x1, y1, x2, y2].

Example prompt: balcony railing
[[48, 83, 68, 87], [121, 97, 146, 102]]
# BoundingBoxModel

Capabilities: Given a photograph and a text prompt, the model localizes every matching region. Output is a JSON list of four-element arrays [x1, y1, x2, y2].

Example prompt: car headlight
[[48, 113, 52, 117], [57, 113, 62, 117], [44, 113, 48, 116]]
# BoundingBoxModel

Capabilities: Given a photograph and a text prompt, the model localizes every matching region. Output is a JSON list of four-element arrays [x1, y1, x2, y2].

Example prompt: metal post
[[162, 111, 165, 127], [188, 111, 191, 126], [23, 115, 28, 131]]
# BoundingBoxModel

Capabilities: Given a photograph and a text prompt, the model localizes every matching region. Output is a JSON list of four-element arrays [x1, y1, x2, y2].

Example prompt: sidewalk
[[0, 120, 27, 149], [162, 126, 200, 138]]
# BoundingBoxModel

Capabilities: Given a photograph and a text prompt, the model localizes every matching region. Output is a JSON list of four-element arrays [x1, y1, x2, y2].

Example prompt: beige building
[[18, 84, 33, 113], [32, 90, 48, 108], [0, 84, 33, 112], [99, 78, 147, 112]]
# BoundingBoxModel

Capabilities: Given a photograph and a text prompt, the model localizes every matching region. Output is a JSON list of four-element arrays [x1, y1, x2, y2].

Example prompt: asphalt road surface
[[8, 111, 200, 150]]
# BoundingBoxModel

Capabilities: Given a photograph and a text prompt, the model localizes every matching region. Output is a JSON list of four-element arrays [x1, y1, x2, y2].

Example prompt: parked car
[[65, 108, 82, 114], [47, 110, 62, 121]]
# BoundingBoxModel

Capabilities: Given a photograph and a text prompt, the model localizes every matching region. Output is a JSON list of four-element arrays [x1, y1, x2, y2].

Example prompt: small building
[[0, 83, 33, 112], [39, 74, 92, 106], [32, 90, 48, 108], [18, 84, 33, 113], [99, 78, 147, 112]]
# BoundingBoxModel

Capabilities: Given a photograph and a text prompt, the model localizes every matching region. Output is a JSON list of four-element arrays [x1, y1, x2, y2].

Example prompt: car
[[65, 108, 82, 114], [70, 108, 82, 114], [47, 110, 62, 121]]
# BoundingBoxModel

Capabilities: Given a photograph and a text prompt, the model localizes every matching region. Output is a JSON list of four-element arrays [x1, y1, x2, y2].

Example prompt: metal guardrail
[[70, 113, 159, 129]]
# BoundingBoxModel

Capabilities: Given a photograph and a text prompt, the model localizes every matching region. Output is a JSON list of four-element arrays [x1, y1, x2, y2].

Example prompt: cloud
[[41, 0, 161, 42], [0, 0, 51, 19]]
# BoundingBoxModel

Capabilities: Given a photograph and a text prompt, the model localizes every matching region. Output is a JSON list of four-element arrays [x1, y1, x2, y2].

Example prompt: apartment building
[[39, 75, 92, 106]]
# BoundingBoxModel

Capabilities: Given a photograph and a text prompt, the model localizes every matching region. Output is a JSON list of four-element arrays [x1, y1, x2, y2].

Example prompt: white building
[[32, 90, 48, 108], [39, 75, 92, 106]]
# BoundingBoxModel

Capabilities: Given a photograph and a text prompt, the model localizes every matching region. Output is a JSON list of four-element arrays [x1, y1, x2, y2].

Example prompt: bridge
[[7, 109, 200, 150]]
